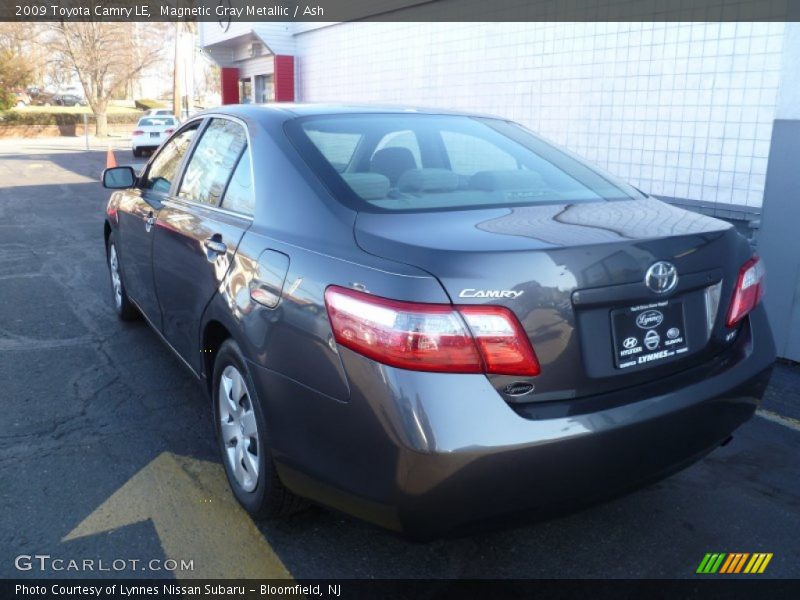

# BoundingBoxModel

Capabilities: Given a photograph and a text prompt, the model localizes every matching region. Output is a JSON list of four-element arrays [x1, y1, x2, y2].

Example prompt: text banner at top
[[3, 0, 799, 23]]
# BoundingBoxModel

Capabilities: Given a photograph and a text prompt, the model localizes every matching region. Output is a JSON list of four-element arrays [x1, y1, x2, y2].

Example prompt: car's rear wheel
[[212, 339, 305, 518], [106, 232, 138, 321]]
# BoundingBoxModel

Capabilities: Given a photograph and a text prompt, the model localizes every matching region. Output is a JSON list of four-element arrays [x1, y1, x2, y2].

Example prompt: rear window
[[138, 117, 175, 127], [286, 114, 642, 212]]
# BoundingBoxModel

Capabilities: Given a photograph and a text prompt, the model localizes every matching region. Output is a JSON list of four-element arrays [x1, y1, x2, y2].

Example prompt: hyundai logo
[[636, 310, 664, 329], [645, 261, 678, 294], [622, 336, 638, 349]]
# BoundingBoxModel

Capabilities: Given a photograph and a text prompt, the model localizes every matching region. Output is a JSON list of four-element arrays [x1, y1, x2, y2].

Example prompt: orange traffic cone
[[106, 146, 117, 169]]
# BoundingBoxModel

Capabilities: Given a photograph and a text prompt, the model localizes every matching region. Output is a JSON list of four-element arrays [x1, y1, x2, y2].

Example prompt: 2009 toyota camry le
[[101, 104, 776, 536]]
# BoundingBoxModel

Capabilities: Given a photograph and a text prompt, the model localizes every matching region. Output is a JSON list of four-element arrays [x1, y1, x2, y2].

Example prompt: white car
[[144, 108, 180, 120], [131, 116, 179, 157]]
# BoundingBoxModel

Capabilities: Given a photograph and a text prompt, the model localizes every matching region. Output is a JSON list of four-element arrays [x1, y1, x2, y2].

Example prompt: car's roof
[[196, 103, 505, 123]]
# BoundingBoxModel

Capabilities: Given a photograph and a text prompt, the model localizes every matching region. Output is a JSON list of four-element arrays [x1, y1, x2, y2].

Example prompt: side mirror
[[102, 166, 136, 189]]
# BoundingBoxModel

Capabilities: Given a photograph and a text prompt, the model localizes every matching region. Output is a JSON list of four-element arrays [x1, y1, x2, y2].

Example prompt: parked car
[[130, 116, 179, 157], [144, 108, 180, 121], [31, 92, 55, 106], [52, 93, 86, 107], [101, 105, 776, 537], [12, 91, 31, 107]]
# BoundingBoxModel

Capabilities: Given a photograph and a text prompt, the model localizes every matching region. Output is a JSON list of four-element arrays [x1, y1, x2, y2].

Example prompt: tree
[[48, 23, 168, 136]]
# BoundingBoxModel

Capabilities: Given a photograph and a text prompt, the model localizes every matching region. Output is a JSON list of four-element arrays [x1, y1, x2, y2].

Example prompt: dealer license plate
[[611, 300, 689, 369]]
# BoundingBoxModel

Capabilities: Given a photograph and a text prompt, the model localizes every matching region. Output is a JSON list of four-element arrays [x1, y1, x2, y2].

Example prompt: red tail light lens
[[324, 286, 540, 376], [164, 128, 174, 135], [726, 256, 765, 328], [132, 130, 144, 136]]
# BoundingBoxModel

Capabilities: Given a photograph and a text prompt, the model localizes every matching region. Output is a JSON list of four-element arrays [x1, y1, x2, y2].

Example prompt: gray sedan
[[101, 104, 775, 536]]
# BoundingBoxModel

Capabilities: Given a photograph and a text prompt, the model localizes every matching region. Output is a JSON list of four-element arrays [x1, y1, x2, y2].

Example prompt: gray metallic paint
[[104, 104, 776, 536]]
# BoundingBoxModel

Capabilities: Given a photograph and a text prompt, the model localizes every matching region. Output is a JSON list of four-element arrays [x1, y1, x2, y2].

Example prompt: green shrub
[[0, 89, 14, 111], [134, 98, 166, 110], [0, 111, 140, 125]]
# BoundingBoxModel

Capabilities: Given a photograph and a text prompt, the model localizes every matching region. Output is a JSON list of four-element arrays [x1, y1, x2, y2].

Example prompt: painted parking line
[[63, 452, 292, 579], [756, 409, 800, 433]]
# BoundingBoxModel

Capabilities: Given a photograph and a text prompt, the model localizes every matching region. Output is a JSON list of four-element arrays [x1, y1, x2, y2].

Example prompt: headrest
[[469, 170, 544, 191], [370, 147, 417, 185], [341, 172, 390, 200], [397, 168, 460, 193]]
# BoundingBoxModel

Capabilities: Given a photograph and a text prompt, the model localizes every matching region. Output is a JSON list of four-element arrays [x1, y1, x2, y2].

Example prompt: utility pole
[[172, 23, 182, 118]]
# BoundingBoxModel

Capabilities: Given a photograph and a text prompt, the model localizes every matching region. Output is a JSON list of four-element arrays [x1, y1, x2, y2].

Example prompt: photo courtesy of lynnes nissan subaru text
[[101, 105, 775, 537]]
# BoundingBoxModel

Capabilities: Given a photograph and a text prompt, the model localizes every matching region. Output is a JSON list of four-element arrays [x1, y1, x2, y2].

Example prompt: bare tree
[[48, 23, 168, 136]]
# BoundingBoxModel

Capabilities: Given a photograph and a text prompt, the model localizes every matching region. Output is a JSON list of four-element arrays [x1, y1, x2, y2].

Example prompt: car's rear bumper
[[250, 305, 775, 537]]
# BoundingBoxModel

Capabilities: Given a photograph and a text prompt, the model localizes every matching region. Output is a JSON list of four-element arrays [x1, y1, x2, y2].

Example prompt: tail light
[[164, 128, 174, 135], [726, 256, 765, 328], [132, 130, 144, 136], [324, 286, 540, 376]]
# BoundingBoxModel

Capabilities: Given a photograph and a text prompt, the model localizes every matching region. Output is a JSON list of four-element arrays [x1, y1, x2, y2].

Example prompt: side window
[[178, 118, 247, 206], [373, 130, 421, 167], [143, 125, 198, 193], [221, 150, 255, 215], [441, 130, 517, 176]]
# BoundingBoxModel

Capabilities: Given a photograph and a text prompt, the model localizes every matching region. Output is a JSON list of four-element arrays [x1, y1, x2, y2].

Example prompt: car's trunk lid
[[354, 197, 749, 402]]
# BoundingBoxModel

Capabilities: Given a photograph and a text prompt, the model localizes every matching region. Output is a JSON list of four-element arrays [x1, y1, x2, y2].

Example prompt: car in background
[[131, 115, 179, 157], [144, 108, 180, 121], [52, 93, 87, 107], [101, 105, 776, 537], [12, 91, 31, 107]]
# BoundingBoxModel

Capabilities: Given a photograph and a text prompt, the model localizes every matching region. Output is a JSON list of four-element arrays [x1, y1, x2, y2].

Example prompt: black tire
[[106, 232, 138, 321], [212, 339, 306, 518], [132, 148, 141, 158]]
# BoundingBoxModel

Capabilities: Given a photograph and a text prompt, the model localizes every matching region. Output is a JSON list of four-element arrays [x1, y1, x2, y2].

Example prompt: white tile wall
[[294, 22, 786, 208]]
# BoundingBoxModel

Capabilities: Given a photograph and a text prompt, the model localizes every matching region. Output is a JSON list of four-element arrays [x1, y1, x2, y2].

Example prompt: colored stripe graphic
[[744, 553, 773, 574], [697, 553, 727, 574], [720, 553, 749, 573]]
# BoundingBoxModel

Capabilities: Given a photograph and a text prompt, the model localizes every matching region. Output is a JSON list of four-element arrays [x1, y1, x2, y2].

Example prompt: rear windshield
[[286, 114, 642, 212], [138, 117, 175, 127]]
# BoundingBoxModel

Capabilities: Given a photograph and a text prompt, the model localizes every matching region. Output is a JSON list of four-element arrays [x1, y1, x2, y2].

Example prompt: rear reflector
[[324, 286, 540, 376], [726, 256, 765, 328]]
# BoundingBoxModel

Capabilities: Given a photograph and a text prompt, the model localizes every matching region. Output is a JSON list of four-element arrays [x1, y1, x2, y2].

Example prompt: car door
[[152, 116, 254, 372], [116, 122, 200, 325]]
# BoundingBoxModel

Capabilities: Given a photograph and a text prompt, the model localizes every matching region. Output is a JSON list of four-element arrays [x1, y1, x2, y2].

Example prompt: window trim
[[139, 116, 206, 196], [172, 113, 256, 219]]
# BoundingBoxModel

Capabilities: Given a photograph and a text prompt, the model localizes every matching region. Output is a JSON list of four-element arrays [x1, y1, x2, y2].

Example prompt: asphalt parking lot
[[1, 138, 798, 580]]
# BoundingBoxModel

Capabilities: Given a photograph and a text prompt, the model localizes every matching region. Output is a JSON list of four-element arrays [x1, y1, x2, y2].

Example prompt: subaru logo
[[636, 310, 664, 329], [645, 261, 678, 294]]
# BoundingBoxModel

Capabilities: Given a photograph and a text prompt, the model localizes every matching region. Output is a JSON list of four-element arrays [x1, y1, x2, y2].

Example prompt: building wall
[[295, 22, 787, 209]]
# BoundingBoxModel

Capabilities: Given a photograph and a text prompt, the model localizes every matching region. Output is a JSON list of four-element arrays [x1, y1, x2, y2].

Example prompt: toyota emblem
[[645, 261, 678, 294]]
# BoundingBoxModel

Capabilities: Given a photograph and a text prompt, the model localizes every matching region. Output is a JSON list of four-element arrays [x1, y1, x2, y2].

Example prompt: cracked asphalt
[[0, 138, 798, 580]]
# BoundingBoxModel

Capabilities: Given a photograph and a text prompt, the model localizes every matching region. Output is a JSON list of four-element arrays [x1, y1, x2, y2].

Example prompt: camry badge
[[459, 289, 524, 299], [645, 261, 678, 294]]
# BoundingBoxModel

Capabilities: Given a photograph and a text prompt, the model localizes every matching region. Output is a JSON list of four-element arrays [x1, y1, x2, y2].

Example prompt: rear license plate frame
[[611, 299, 689, 369]]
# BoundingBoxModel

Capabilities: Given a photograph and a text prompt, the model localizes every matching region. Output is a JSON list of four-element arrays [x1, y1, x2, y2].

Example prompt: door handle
[[144, 211, 155, 233], [204, 237, 227, 255]]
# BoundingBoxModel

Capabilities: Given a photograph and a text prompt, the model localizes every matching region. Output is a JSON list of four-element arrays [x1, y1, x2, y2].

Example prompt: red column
[[273, 55, 295, 102], [220, 67, 240, 105]]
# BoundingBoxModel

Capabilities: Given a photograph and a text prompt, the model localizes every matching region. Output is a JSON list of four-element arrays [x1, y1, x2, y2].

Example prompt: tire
[[106, 232, 138, 321], [132, 148, 141, 158], [212, 339, 305, 518]]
